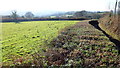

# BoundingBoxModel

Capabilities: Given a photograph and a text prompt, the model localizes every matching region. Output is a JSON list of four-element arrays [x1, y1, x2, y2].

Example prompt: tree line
[[2, 10, 106, 23]]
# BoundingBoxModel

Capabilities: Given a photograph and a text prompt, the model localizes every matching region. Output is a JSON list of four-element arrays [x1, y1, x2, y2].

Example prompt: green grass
[[1, 21, 78, 66]]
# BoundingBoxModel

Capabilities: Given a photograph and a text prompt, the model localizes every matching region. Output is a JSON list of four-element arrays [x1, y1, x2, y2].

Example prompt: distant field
[[1, 21, 78, 66]]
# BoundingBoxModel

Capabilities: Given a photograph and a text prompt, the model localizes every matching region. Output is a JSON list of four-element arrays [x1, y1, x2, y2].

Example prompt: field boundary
[[89, 20, 120, 54], [1, 18, 88, 23]]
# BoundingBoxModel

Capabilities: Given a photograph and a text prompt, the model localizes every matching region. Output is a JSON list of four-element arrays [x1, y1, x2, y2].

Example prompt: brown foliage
[[99, 14, 120, 41], [45, 48, 69, 66]]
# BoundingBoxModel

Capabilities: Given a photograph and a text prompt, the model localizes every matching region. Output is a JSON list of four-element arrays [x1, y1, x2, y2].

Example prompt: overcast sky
[[0, 0, 116, 16]]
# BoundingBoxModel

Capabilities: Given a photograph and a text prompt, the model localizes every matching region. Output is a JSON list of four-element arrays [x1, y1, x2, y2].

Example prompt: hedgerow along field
[[1, 21, 79, 66]]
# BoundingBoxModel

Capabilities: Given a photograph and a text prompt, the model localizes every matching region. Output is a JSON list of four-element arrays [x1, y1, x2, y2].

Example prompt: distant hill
[[46, 11, 106, 19]]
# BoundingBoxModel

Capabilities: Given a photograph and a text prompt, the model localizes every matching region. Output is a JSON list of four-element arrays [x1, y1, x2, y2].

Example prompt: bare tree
[[115, 0, 118, 15], [11, 10, 19, 23], [118, 1, 120, 15]]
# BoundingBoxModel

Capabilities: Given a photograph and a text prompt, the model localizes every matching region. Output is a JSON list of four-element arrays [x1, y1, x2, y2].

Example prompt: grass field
[[1, 20, 120, 67], [1, 21, 78, 66]]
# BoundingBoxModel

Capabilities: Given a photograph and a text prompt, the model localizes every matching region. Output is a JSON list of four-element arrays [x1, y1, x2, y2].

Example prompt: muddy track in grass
[[45, 20, 120, 67]]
